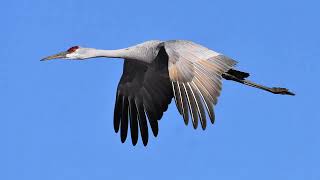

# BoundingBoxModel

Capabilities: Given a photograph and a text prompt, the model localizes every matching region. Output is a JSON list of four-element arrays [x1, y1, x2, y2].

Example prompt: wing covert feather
[[164, 40, 237, 128]]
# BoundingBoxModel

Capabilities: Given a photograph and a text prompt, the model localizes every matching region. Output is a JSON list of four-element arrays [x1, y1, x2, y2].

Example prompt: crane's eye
[[67, 46, 80, 53]]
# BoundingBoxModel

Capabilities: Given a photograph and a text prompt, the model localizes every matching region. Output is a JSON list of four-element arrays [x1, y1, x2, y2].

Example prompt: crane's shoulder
[[163, 40, 206, 47], [134, 40, 164, 47], [133, 40, 214, 52], [163, 39, 195, 44], [162, 40, 219, 55], [161, 40, 223, 62], [134, 40, 209, 49]]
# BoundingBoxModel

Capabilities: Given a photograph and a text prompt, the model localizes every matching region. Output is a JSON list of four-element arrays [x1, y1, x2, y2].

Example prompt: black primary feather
[[113, 46, 173, 146]]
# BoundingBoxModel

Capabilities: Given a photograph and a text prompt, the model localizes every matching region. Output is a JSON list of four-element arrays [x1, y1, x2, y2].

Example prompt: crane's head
[[41, 46, 87, 61]]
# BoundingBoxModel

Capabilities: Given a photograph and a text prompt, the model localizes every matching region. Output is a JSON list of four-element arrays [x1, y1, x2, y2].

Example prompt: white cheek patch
[[66, 53, 78, 59]]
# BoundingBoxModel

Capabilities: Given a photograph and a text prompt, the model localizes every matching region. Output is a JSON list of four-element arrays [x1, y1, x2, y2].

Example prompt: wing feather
[[129, 98, 138, 145], [120, 97, 129, 143], [113, 91, 122, 133], [191, 81, 215, 123], [145, 103, 159, 137], [114, 40, 237, 145], [183, 83, 198, 129], [172, 81, 183, 115], [114, 46, 173, 146], [188, 82, 207, 130], [164, 40, 237, 128], [177, 82, 189, 125], [135, 98, 149, 146]]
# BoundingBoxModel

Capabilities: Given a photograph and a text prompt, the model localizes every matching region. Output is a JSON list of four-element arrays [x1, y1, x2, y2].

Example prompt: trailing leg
[[222, 69, 295, 96]]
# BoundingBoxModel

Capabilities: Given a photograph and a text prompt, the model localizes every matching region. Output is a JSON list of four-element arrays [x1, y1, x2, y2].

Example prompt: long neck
[[90, 48, 130, 59], [83, 40, 163, 63]]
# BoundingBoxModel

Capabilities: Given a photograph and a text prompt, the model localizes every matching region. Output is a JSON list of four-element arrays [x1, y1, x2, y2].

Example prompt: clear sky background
[[1, 0, 319, 179]]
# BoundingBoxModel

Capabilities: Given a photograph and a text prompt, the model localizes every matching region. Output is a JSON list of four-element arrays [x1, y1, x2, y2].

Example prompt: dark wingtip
[[142, 139, 148, 146], [153, 132, 158, 137], [121, 136, 127, 143], [132, 140, 138, 146]]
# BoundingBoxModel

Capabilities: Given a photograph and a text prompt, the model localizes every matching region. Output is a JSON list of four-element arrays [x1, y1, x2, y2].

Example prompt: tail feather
[[226, 69, 250, 80]]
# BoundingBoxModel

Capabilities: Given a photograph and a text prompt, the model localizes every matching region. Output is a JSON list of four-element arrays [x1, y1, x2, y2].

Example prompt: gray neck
[[91, 49, 130, 59], [84, 40, 163, 63], [87, 48, 158, 63]]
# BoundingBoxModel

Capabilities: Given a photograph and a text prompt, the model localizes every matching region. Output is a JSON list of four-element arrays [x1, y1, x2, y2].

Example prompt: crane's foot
[[269, 87, 295, 96]]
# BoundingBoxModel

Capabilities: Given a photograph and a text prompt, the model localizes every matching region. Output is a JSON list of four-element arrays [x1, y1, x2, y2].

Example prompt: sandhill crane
[[42, 40, 294, 146]]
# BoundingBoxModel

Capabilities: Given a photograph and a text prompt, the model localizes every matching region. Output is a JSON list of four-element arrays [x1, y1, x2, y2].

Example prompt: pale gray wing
[[164, 40, 237, 129]]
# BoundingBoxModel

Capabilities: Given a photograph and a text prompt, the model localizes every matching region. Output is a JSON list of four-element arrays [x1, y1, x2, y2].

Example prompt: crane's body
[[42, 40, 294, 146]]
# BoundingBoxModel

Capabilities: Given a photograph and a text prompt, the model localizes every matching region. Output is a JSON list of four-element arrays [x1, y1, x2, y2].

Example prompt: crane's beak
[[41, 51, 68, 61]]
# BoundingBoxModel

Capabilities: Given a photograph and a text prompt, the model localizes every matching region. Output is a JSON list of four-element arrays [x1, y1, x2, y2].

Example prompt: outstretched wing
[[114, 47, 173, 146], [164, 40, 237, 129]]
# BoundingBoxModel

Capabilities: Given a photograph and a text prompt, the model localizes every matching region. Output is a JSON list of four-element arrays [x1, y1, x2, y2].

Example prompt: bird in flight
[[42, 40, 294, 146]]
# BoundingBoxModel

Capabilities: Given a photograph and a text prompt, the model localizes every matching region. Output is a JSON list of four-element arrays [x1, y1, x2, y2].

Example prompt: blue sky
[[1, 0, 319, 179]]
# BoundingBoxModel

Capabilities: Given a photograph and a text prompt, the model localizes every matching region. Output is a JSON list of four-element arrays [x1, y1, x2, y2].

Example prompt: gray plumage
[[41, 40, 295, 146], [113, 40, 236, 145]]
